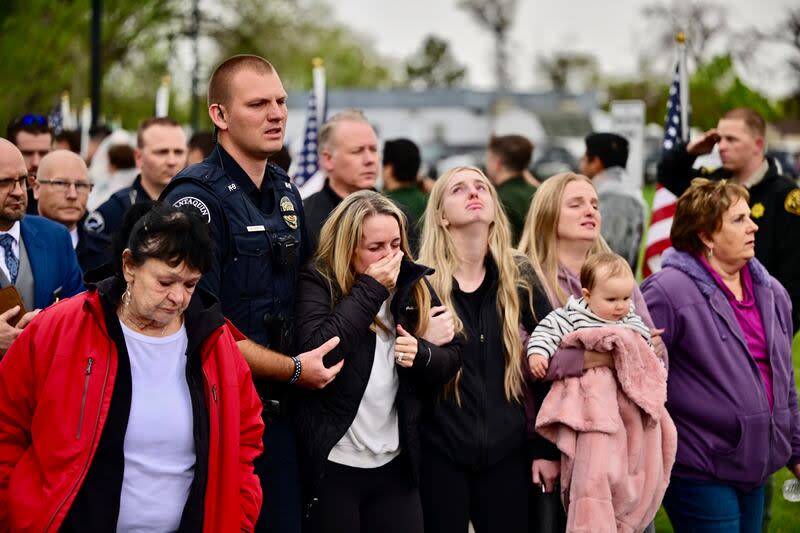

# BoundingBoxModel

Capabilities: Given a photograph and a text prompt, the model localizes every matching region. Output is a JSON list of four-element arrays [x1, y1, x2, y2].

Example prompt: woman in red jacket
[[0, 204, 264, 533]]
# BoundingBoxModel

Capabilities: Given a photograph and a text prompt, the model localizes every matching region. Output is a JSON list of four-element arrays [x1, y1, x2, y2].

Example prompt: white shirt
[[328, 299, 401, 468], [116, 322, 194, 533], [70, 227, 79, 249], [0, 221, 21, 282]]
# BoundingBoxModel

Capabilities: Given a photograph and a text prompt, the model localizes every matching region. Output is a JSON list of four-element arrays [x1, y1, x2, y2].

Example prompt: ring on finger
[[398, 353, 404, 363]]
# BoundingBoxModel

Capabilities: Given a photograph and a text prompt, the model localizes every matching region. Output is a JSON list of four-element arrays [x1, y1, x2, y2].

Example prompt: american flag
[[643, 62, 686, 278], [293, 90, 322, 190]]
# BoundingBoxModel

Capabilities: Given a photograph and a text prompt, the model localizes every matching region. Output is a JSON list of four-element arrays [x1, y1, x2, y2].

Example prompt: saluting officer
[[658, 107, 800, 334], [161, 55, 341, 533]]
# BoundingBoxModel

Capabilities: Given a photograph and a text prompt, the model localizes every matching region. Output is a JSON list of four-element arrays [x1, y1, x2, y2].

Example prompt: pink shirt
[[699, 256, 773, 410]]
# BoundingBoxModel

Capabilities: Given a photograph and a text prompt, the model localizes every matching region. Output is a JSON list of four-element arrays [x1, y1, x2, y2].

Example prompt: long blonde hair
[[518, 172, 610, 307], [315, 190, 431, 334], [418, 166, 531, 403]]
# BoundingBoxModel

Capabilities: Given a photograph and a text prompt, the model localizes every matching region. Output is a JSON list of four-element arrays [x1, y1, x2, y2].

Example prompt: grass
[[639, 185, 800, 531]]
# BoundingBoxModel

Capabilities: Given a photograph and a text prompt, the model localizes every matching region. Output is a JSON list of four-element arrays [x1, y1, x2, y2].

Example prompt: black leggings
[[307, 456, 423, 533], [420, 448, 529, 533]]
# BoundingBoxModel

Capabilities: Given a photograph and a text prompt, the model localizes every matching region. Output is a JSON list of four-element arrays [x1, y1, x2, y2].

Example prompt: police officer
[[84, 117, 188, 264], [161, 55, 341, 533], [658, 107, 800, 335]]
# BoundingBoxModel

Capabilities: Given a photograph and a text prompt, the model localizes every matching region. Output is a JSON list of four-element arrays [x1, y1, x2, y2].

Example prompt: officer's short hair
[[318, 110, 372, 155], [137, 117, 182, 148], [721, 108, 766, 139], [207, 55, 275, 108], [188, 131, 214, 158], [383, 138, 421, 183], [108, 144, 136, 170], [584, 132, 629, 169], [487, 134, 533, 173], [671, 178, 750, 256]]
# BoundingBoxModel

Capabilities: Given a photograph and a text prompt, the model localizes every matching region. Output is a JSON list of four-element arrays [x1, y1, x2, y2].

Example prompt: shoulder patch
[[173, 196, 211, 223], [84, 211, 105, 233], [785, 188, 800, 216]]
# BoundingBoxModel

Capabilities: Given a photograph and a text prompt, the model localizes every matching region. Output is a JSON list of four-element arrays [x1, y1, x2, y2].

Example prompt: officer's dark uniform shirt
[[658, 143, 800, 333], [84, 176, 154, 238], [75, 215, 111, 273], [161, 146, 308, 399], [82, 175, 154, 268]]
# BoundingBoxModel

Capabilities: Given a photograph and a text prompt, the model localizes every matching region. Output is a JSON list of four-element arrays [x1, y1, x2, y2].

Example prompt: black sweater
[[420, 257, 559, 470]]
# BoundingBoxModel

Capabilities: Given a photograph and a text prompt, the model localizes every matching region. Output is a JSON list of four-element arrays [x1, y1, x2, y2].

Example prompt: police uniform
[[81, 176, 155, 268], [658, 143, 800, 333], [161, 144, 308, 533], [84, 176, 154, 238]]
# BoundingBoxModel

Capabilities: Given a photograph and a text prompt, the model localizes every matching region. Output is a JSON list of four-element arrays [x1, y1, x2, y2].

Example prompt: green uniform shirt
[[385, 185, 428, 226], [496, 175, 536, 245]]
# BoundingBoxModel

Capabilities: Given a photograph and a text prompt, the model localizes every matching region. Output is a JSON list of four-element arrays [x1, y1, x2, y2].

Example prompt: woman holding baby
[[519, 172, 670, 533]]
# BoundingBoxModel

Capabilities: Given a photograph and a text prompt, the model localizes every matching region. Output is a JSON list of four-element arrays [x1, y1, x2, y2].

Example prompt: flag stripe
[[643, 58, 686, 279]]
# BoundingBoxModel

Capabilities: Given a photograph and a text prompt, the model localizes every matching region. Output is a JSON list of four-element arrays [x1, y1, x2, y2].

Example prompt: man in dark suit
[[0, 138, 84, 350], [34, 150, 108, 273]]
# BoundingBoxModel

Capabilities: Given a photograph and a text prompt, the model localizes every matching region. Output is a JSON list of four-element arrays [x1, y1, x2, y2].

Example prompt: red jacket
[[0, 287, 264, 532]]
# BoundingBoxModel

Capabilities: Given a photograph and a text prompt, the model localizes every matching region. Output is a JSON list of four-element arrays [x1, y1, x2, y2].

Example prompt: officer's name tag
[[247, 225, 266, 232]]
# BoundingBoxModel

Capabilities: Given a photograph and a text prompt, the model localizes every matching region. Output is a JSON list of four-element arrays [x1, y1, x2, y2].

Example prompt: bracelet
[[288, 356, 302, 385]]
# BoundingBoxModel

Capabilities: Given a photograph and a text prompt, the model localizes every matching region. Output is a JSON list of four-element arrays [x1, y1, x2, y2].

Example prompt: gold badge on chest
[[785, 189, 800, 216], [280, 196, 298, 229], [751, 202, 765, 219]]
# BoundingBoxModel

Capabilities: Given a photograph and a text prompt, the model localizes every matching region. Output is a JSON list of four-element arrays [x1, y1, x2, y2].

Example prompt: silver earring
[[122, 284, 132, 306], [707, 247, 714, 259]]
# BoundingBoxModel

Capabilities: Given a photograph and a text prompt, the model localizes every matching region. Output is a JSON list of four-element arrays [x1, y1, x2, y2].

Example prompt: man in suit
[[34, 150, 107, 273], [0, 139, 84, 350]]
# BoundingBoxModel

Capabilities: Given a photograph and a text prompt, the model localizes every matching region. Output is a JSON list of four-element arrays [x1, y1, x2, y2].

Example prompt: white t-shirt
[[328, 299, 401, 468], [116, 322, 194, 532]]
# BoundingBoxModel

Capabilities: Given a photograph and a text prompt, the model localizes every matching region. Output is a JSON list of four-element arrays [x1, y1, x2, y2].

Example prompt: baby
[[528, 252, 652, 378]]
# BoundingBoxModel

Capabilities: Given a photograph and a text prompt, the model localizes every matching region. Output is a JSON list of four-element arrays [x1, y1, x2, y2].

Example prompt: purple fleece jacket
[[641, 249, 800, 490]]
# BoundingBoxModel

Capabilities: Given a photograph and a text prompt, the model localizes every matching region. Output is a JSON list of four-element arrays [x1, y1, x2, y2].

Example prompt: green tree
[[688, 54, 780, 130], [0, 0, 185, 132], [207, 0, 395, 91], [640, 1, 728, 70], [0, 0, 396, 133], [606, 54, 781, 130], [457, 0, 517, 89], [537, 52, 600, 92], [404, 35, 467, 89]]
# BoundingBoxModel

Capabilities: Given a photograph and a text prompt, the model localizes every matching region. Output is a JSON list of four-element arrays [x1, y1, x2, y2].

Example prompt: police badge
[[280, 196, 298, 229], [785, 188, 800, 216]]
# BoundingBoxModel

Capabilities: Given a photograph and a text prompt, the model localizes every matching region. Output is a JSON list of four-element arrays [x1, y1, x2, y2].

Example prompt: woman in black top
[[293, 191, 462, 533], [417, 166, 559, 533]]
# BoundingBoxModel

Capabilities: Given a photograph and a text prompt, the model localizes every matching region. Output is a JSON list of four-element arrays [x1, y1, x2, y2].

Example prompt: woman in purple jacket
[[642, 178, 800, 532]]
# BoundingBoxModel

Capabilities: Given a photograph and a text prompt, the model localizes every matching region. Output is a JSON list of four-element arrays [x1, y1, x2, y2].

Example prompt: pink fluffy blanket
[[535, 327, 677, 533]]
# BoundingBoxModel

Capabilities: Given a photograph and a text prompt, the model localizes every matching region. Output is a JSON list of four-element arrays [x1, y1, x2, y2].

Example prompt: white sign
[[610, 100, 645, 190]]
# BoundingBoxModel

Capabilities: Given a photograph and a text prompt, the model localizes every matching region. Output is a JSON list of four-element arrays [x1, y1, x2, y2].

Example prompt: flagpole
[[80, 99, 93, 160], [61, 92, 73, 130], [677, 32, 689, 142], [312, 58, 326, 124], [155, 76, 171, 118]]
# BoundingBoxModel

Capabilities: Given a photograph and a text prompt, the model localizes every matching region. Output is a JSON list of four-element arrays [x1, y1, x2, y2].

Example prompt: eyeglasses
[[0, 175, 29, 192], [12, 114, 48, 128], [37, 179, 93, 193]]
